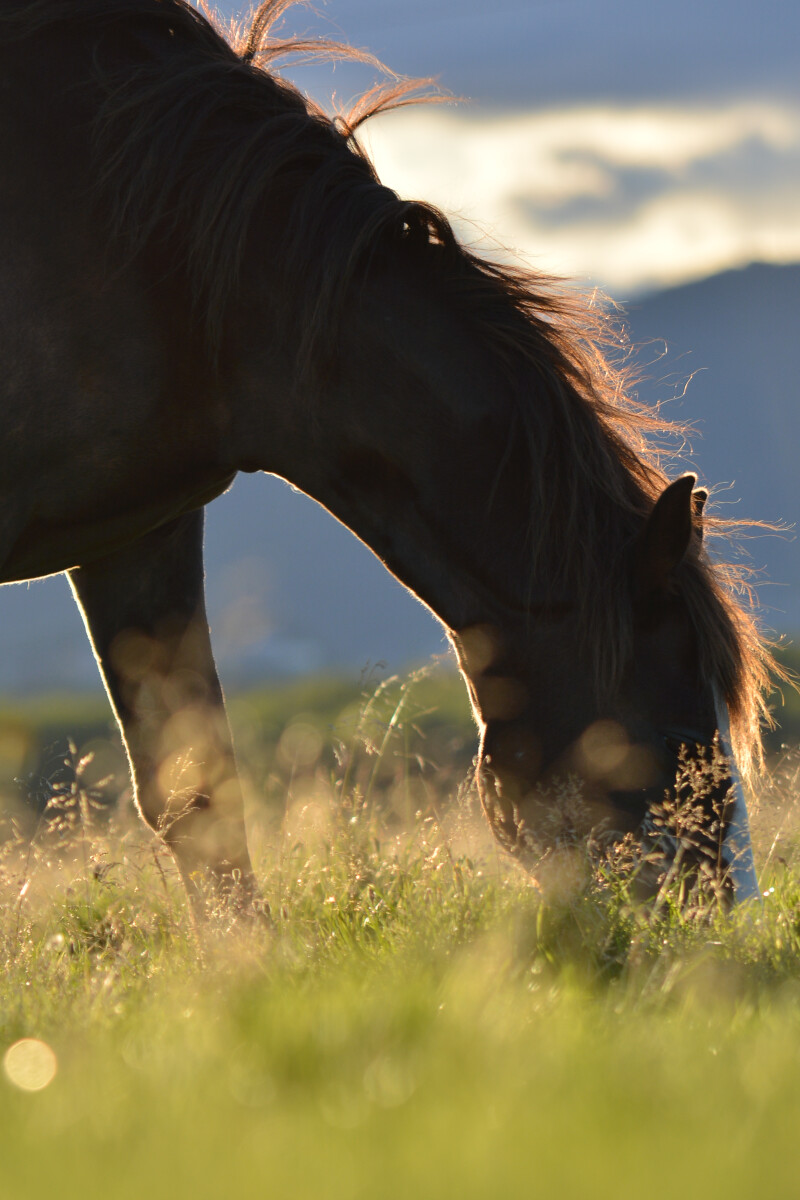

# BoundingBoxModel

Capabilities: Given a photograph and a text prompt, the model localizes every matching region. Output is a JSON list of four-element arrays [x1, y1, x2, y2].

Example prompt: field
[[1, 663, 800, 1199]]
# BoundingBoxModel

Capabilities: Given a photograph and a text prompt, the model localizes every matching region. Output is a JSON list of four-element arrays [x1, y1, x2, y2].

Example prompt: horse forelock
[[1, 0, 780, 769]]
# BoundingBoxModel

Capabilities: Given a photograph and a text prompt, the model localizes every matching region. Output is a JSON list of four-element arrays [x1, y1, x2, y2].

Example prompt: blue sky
[[278, 0, 798, 108], [216, 0, 800, 298]]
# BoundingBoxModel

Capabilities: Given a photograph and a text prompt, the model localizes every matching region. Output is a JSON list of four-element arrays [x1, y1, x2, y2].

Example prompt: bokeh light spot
[[3, 1039, 57, 1092]]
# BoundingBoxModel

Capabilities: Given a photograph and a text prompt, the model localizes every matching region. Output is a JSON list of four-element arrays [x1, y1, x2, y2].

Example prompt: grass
[[1, 666, 800, 1198]]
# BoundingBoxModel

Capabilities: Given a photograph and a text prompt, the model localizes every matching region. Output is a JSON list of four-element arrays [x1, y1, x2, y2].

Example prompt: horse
[[0, 0, 776, 907]]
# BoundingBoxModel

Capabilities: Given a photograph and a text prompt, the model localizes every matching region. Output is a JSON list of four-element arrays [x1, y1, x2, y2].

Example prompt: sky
[[216, 0, 800, 299]]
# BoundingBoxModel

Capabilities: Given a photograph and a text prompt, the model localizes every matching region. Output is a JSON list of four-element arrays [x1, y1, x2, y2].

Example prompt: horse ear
[[692, 486, 708, 542], [635, 474, 697, 597]]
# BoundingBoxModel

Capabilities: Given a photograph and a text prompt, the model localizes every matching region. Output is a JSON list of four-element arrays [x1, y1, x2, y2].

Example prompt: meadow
[[1, 661, 800, 1199]]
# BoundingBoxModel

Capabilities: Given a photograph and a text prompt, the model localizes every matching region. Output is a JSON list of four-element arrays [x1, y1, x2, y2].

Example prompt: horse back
[[0, 20, 236, 581]]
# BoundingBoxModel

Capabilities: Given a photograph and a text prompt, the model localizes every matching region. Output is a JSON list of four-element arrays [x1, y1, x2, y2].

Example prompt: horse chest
[[0, 472, 235, 585]]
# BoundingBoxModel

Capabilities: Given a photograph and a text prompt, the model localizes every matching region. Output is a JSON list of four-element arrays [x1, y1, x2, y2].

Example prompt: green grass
[[1, 666, 800, 1198]]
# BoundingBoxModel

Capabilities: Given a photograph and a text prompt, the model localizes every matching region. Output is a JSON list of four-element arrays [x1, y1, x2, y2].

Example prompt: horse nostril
[[483, 726, 542, 779]]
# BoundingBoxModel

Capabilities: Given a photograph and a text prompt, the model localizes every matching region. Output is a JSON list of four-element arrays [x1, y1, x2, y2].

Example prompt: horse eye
[[662, 734, 699, 756]]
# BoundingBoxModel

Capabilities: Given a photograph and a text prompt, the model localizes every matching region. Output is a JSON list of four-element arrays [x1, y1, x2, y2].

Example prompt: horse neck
[[231, 267, 537, 637]]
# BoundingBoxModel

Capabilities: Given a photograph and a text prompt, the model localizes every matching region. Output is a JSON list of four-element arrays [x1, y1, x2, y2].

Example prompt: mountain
[[0, 261, 796, 693], [624, 262, 799, 632]]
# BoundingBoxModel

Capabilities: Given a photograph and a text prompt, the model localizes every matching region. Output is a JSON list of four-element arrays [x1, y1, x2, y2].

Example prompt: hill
[[625, 262, 799, 632]]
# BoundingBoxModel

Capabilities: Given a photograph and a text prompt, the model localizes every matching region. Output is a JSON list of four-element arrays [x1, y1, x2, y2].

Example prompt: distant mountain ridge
[[0, 261, 797, 693], [625, 262, 799, 632]]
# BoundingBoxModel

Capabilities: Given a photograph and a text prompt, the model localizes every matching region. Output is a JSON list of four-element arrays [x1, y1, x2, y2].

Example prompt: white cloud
[[357, 101, 800, 294]]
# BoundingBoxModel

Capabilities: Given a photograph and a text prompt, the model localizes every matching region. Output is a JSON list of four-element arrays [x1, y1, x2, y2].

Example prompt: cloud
[[357, 101, 800, 295]]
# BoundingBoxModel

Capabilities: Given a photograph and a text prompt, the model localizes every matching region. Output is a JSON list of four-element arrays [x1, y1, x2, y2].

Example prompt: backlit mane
[[0, 0, 780, 772]]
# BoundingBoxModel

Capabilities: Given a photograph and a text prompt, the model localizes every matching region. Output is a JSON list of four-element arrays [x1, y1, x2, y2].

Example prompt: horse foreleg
[[68, 510, 259, 908]]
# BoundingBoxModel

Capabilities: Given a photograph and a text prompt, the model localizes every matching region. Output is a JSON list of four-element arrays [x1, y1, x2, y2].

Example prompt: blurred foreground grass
[[1, 664, 800, 1198]]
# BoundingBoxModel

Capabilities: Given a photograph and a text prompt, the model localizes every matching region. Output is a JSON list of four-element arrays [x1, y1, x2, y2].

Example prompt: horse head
[[457, 474, 753, 892]]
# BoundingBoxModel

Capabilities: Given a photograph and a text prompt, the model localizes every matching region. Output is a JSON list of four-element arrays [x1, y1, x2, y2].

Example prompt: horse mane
[[1, 0, 781, 772]]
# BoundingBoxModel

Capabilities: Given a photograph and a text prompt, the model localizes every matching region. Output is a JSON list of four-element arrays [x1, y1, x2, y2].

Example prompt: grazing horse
[[0, 0, 775, 904]]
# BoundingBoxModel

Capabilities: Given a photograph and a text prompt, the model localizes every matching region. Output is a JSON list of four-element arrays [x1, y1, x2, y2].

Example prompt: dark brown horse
[[0, 0, 776, 905]]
